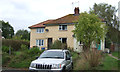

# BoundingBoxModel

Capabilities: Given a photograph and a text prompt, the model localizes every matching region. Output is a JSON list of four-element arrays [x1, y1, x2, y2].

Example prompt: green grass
[[112, 51, 119, 58], [96, 54, 118, 70]]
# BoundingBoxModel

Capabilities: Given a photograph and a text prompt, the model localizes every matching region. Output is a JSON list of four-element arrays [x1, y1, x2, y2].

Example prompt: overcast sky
[[0, 0, 119, 33]]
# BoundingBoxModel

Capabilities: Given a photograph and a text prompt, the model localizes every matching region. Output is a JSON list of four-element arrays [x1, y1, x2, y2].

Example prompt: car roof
[[46, 49, 69, 52]]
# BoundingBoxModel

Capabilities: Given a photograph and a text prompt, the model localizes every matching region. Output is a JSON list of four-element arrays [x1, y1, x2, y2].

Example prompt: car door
[[65, 51, 72, 70]]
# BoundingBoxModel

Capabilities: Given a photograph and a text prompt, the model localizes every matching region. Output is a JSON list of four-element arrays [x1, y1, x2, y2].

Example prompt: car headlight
[[52, 64, 62, 69], [30, 63, 36, 68]]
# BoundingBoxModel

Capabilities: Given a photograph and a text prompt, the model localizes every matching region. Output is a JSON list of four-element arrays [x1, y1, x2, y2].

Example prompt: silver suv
[[29, 49, 73, 71]]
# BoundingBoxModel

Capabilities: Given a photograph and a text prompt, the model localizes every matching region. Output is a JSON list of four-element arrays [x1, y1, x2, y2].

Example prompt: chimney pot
[[74, 7, 79, 15]]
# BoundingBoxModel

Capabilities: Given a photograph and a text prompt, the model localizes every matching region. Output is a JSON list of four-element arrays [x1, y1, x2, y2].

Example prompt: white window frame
[[36, 39, 44, 46], [79, 41, 83, 45], [59, 25, 67, 30], [36, 28, 44, 33]]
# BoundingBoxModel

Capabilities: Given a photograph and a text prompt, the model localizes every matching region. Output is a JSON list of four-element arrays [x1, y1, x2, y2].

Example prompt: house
[[29, 7, 105, 52]]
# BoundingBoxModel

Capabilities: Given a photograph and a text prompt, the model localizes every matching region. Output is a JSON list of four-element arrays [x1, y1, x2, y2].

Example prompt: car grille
[[36, 64, 52, 69]]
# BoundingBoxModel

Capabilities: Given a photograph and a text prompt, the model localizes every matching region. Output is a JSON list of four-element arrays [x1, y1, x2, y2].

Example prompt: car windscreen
[[39, 51, 64, 59]]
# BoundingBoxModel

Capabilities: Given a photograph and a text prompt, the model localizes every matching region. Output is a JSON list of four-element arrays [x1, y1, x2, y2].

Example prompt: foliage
[[15, 29, 30, 40], [27, 47, 43, 56], [73, 12, 107, 51], [81, 51, 103, 67], [107, 26, 120, 44], [74, 51, 103, 70], [90, 3, 118, 28], [21, 44, 28, 51], [2, 45, 10, 53], [2, 39, 29, 51], [0, 20, 14, 39], [50, 40, 67, 49], [90, 3, 120, 44], [2, 52, 10, 65], [3, 46, 44, 68]]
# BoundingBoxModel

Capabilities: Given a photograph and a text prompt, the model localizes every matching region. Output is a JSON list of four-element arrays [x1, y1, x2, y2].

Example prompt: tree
[[90, 3, 119, 29], [0, 20, 14, 39], [15, 29, 30, 40], [90, 3, 120, 45], [73, 12, 107, 51]]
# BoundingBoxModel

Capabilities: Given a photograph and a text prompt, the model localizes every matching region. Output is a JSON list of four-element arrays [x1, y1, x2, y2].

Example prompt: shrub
[[81, 50, 103, 68], [2, 45, 13, 53], [50, 40, 67, 49], [2, 52, 10, 65], [8, 47, 44, 68], [27, 47, 41, 55], [2, 46, 9, 53], [21, 44, 28, 51], [2, 39, 29, 51]]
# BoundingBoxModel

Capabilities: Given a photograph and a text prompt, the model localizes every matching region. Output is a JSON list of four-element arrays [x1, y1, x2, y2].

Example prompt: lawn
[[73, 52, 119, 70], [112, 51, 119, 58], [96, 54, 118, 70]]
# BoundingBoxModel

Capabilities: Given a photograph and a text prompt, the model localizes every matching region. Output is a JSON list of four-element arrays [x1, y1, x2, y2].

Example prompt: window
[[59, 38, 67, 43], [59, 25, 67, 30], [65, 51, 71, 59], [40, 51, 64, 59], [79, 41, 83, 45], [36, 39, 44, 46], [36, 28, 44, 33]]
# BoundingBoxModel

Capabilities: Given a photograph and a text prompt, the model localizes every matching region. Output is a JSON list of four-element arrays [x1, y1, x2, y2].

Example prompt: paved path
[[108, 54, 119, 60]]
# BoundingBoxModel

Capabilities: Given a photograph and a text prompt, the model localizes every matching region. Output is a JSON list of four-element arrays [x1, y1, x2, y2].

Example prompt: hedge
[[2, 39, 30, 51]]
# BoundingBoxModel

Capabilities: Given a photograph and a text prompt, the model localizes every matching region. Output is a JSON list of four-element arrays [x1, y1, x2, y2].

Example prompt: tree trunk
[[83, 44, 90, 52]]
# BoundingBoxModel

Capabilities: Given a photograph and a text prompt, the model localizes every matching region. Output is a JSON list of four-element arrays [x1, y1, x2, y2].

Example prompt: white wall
[[74, 38, 83, 53]]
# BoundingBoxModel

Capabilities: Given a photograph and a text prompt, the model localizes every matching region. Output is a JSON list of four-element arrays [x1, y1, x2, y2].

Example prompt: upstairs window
[[36, 39, 44, 46], [36, 28, 44, 33], [59, 25, 67, 30]]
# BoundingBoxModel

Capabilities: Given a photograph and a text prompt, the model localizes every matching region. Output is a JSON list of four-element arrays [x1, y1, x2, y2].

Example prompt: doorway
[[48, 38, 52, 49]]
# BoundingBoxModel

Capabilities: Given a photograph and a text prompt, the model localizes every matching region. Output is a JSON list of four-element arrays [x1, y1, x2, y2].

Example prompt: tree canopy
[[90, 3, 119, 44], [0, 20, 14, 39], [73, 12, 107, 51], [15, 29, 30, 40], [90, 3, 118, 29]]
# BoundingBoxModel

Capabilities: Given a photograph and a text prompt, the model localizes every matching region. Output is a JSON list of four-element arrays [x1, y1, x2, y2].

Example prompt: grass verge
[[96, 54, 118, 70]]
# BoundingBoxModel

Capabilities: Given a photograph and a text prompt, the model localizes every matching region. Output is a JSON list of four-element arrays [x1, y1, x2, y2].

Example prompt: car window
[[39, 51, 64, 59], [66, 51, 71, 59]]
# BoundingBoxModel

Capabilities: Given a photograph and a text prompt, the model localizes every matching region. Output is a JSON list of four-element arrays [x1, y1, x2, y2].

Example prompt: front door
[[48, 38, 52, 49]]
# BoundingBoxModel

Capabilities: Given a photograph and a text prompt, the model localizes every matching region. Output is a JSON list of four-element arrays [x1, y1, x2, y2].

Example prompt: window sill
[[59, 30, 68, 31]]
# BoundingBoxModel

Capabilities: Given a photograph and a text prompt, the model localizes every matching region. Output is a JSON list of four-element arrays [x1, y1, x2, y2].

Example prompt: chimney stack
[[74, 7, 79, 15]]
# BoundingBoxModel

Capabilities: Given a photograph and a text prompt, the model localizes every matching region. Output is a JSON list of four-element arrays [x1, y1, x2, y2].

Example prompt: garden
[[2, 40, 119, 71]]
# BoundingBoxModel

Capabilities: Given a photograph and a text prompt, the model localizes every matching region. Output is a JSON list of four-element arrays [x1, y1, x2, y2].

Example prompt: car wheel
[[72, 63, 73, 69], [62, 66, 66, 72]]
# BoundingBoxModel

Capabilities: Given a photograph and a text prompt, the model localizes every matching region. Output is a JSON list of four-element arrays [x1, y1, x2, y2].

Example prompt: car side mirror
[[36, 56, 39, 59]]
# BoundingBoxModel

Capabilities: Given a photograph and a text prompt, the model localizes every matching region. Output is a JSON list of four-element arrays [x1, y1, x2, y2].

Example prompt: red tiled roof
[[46, 14, 79, 24], [29, 20, 53, 28], [29, 14, 79, 28]]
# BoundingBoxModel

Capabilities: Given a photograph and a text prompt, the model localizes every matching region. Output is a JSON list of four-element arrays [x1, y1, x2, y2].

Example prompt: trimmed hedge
[[2, 39, 29, 51]]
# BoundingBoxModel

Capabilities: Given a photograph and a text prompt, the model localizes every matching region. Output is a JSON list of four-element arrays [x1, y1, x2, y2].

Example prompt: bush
[[27, 47, 41, 55], [81, 50, 103, 68], [2, 52, 10, 65], [2, 39, 29, 51], [8, 47, 44, 68], [50, 40, 67, 49], [21, 44, 28, 51], [2, 46, 9, 53], [2, 45, 13, 53]]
